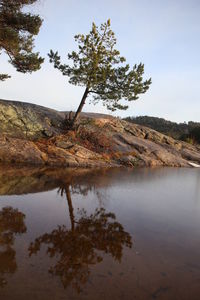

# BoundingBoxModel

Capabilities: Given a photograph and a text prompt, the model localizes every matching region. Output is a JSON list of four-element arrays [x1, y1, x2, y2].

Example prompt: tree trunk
[[71, 86, 89, 128]]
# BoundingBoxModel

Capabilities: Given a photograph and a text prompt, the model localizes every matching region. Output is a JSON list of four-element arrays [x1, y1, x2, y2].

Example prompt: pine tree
[[49, 20, 151, 128], [0, 0, 44, 81]]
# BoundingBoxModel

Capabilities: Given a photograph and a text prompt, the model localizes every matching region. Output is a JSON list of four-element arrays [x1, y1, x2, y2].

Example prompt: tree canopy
[[125, 116, 200, 144], [0, 0, 44, 81], [49, 19, 151, 127]]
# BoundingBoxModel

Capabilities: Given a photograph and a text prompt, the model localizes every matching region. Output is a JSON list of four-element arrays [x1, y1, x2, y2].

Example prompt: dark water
[[0, 166, 200, 300]]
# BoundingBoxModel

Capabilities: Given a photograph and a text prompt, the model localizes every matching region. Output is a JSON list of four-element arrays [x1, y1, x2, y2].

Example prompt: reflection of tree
[[29, 186, 132, 293], [0, 207, 27, 287], [58, 186, 75, 231]]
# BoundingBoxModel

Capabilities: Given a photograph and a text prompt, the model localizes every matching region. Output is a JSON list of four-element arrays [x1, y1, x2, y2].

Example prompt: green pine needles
[[49, 19, 152, 127], [0, 0, 44, 81]]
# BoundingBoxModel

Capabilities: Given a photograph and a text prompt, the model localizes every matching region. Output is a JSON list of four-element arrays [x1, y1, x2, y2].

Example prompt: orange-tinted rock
[[0, 99, 199, 168]]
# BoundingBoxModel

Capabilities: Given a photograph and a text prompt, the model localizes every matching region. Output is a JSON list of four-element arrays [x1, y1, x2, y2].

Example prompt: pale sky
[[1, 0, 200, 122]]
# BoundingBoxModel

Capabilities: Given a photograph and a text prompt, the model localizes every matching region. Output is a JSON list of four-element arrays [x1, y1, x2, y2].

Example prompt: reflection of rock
[[0, 165, 182, 196], [0, 165, 107, 195], [0, 207, 27, 287], [29, 206, 132, 293], [0, 166, 60, 195], [0, 99, 200, 168]]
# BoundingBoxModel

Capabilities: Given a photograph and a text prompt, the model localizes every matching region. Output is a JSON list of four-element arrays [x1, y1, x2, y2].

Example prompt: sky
[[1, 0, 200, 123]]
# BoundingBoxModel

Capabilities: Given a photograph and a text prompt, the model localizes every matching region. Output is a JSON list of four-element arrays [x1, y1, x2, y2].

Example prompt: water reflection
[[195, 171, 200, 200], [29, 185, 132, 293], [0, 165, 168, 196], [0, 207, 26, 287], [0, 166, 199, 299]]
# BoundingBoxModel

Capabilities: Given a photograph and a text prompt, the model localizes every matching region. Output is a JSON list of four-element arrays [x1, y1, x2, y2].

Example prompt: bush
[[77, 127, 111, 153]]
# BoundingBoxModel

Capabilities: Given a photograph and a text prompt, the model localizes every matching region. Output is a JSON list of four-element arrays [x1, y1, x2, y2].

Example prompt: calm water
[[0, 166, 200, 300]]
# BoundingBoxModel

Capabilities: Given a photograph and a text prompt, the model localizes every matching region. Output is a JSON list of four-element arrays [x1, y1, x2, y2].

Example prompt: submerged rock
[[0, 99, 199, 168]]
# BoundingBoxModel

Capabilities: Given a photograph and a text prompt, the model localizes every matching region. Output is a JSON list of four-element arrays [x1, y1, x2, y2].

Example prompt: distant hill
[[124, 116, 200, 144]]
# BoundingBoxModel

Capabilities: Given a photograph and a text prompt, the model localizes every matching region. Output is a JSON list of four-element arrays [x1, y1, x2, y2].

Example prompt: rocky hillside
[[0, 99, 200, 168]]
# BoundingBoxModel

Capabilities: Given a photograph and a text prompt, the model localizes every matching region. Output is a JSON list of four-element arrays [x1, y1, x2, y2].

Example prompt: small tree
[[49, 20, 151, 128], [0, 0, 44, 81]]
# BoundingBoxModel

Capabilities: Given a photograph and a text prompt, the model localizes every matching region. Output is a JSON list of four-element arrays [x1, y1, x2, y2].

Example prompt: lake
[[0, 166, 200, 300]]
